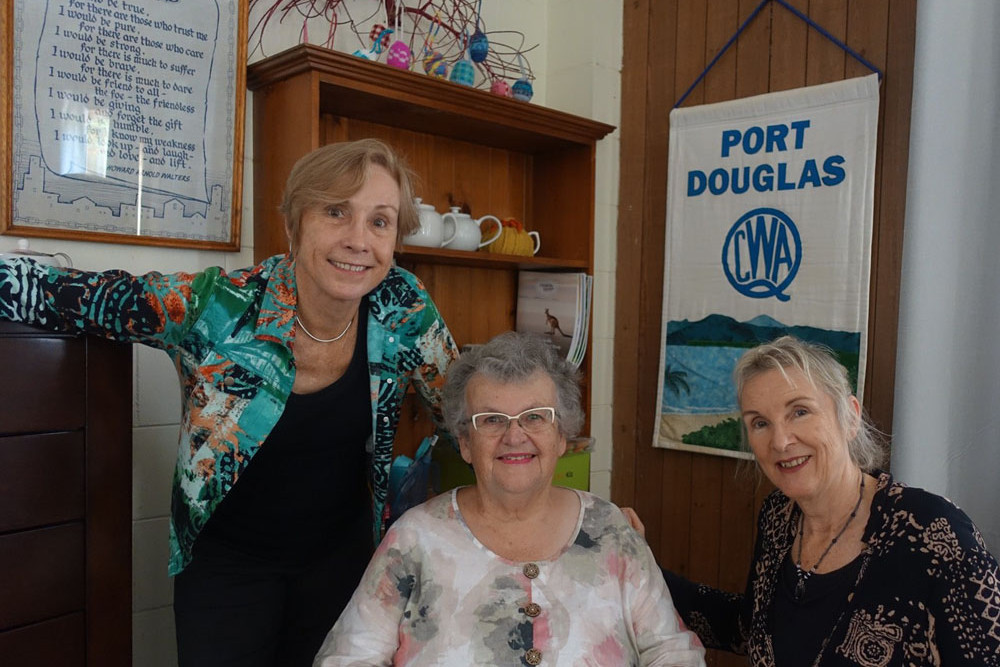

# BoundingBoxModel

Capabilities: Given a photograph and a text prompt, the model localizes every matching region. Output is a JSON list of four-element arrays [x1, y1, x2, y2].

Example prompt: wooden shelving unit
[[248, 45, 614, 454]]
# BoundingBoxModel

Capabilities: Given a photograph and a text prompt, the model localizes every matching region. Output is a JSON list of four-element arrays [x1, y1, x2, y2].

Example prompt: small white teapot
[[441, 208, 502, 252], [403, 198, 455, 248]]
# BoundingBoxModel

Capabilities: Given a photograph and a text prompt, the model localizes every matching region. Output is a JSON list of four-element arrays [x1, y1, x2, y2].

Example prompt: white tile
[[133, 425, 180, 520], [590, 470, 612, 500], [224, 246, 257, 271], [547, 3, 596, 72], [134, 345, 182, 427], [591, 2, 624, 69], [595, 135, 621, 208], [133, 518, 174, 611], [591, 336, 614, 403], [546, 65, 595, 119], [589, 404, 613, 471], [548, 0, 623, 69], [591, 273, 616, 342], [594, 202, 619, 273], [133, 606, 178, 667], [589, 64, 622, 126]]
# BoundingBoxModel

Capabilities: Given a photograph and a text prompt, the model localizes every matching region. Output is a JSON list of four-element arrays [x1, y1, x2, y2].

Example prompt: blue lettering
[[723, 207, 801, 302], [798, 159, 822, 188], [743, 214, 779, 280], [732, 229, 748, 280], [744, 126, 764, 154], [753, 164, 774, 191], [721, 130, 740, 158], [687, 169, 707, 196], [766, 124, 789, 152], [731, 166, 750, 194], [720, 121, 811, 158], [822, 155, 845, 185], [771, 224, 794, 282], [790, 120, 810, 149], [777, 163, 797, 191], [709, 168, 728, 195]]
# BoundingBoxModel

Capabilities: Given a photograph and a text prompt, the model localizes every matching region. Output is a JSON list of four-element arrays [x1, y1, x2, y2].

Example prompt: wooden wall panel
[[613, 2, 915, 664]]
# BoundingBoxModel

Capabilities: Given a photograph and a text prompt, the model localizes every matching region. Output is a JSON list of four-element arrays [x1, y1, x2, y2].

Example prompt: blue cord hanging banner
[[674, 0, 883, 109]]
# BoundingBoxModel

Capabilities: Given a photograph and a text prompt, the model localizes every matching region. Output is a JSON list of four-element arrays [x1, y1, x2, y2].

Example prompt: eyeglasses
[[469, 407, 557, 436]]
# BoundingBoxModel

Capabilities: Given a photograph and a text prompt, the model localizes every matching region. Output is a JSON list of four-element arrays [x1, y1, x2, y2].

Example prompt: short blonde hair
[[734, 335, 886, 471], [279, 139, 419, 244]]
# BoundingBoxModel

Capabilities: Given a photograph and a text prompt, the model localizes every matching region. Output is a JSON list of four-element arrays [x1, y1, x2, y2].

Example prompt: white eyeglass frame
[[469, 407, 557, 434]]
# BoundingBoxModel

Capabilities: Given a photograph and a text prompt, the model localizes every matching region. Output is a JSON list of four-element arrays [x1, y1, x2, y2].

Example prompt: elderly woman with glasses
[[314, 331, 705, 667]]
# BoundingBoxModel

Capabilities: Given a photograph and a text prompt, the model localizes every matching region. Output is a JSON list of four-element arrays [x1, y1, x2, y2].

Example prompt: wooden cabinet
[[0, 323, 132, 666], [248, 46, 614, 453]]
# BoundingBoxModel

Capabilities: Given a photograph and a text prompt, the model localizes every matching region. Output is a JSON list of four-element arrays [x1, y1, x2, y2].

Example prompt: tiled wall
[[2, 2, 622, 663], [546, 0, 622, 500]]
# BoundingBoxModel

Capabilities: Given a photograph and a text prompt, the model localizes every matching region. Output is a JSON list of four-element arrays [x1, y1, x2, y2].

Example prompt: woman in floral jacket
[[0, 139, 459, 666]]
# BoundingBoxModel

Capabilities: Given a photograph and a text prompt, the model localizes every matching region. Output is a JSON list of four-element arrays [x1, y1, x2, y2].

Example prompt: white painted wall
[[892, 0, 1000, 553], [0, 2, 621, 663]]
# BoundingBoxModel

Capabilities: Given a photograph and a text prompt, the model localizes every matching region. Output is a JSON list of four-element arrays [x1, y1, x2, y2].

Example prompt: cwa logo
[[721, 207, 801, 302]]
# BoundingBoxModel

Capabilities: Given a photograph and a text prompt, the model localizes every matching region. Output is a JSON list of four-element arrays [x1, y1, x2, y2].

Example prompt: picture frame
[[1, 0, 247, 250]]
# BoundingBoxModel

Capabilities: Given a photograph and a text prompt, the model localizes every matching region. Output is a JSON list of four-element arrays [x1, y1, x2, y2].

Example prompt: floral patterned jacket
[[665, 472, 1000, 665], [0, 255, 458, 575]]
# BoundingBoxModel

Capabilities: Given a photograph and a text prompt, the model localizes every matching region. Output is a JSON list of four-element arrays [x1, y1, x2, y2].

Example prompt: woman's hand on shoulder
[[621, 506, 646, 539]]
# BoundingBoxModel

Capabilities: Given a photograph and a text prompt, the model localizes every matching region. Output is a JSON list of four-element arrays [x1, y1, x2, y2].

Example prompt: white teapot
[[441, 208, 502, 251], [403, 198, 455, 248]]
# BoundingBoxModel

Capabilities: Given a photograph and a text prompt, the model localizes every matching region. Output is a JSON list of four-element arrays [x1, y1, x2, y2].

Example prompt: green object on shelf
[[553, 451, 590, 491], [433, 443, 590, 492]]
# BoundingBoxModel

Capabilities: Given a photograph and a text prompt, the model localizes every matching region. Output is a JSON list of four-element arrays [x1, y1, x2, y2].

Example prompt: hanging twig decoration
[[248, 0, 536, 89]]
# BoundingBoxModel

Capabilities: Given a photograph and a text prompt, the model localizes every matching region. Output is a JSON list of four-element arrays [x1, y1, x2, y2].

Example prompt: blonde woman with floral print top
[[0, 140, 459, 666]]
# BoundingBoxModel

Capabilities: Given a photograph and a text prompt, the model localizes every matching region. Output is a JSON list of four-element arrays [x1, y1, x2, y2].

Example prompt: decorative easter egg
[[423, 50, 447, 78], [450, 59, 475, 87], [490, 79, 511, 97], [469, 30, 489, 63], [369, 24, 392, 50], [387, 40, 412, 69], [512, 78, 534, 102]]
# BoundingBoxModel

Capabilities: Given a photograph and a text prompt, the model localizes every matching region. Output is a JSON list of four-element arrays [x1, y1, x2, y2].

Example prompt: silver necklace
[[295, 315, 353, 343], [794, 473, 865, 601]]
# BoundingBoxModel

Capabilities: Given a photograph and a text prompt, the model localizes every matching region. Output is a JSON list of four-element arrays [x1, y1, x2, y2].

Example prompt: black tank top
[[196, 302, 372, 563]]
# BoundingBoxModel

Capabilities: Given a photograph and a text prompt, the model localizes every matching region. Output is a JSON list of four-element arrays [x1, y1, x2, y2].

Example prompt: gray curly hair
[[442, 331, 584, 440], [733, 335, 886, 472]]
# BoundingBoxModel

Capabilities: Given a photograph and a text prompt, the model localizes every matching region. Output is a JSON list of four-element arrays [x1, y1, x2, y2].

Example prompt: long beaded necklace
[[295, 315, 353, 343], [794, 473, 865, 601]]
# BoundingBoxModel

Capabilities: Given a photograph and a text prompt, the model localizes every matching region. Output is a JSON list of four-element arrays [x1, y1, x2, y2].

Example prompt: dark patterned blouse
[[665, 472, 1000, 666]]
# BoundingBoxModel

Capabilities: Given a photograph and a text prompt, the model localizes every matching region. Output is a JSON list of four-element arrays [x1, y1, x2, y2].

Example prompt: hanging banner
[[655, 74, 879, 457]]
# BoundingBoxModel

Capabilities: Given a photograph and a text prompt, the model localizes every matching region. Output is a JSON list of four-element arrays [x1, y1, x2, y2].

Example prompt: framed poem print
[[1, 0, 246, 250]]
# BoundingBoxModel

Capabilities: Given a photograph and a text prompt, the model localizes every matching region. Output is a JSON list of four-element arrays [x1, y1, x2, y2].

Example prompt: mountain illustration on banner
[[661, 313, 861, 416], [516, 271, 593, 368]]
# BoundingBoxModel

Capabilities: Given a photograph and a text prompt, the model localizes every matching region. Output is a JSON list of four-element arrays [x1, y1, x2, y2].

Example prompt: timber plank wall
[[612, 2, 916, 664]]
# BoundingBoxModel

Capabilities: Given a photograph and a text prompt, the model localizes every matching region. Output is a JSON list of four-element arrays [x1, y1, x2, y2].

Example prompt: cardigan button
[[223, 377, 235, 386], [524, 602, 541, 617], [522, 563, 539, 579], [525, 648, 542, 665]]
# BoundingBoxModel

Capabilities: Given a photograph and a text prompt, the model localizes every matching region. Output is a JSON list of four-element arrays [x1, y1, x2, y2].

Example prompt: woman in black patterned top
[[658, 336, 1000, 665]]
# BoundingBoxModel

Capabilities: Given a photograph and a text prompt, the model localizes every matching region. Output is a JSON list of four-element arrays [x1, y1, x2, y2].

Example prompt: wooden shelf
[[247, 45, 614, 154], [248, 44, 614, 453], [398, 245, 590, 271]]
